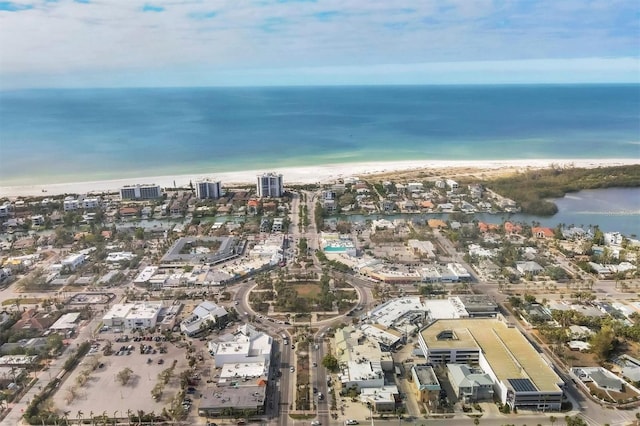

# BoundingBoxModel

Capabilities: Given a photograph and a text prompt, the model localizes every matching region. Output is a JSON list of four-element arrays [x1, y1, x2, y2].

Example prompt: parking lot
[[53, 334, 190, 421]]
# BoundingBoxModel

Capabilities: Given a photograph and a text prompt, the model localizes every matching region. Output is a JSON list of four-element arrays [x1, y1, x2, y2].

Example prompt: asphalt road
[[312, 326, 331, 426]]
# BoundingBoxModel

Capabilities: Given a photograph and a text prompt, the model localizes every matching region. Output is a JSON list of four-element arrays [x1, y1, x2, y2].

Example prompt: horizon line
[[2, 81, 640, 92]]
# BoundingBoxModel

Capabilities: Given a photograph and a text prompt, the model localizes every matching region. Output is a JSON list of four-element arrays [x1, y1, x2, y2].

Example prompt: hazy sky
[[1, 0, 639, 88]]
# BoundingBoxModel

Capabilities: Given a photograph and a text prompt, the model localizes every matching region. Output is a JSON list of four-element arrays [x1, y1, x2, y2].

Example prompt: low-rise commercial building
[[198, 384, 267, 418], [360, 385, 400, 413], [102, 302, 162, 330], [411, 365, 441, 403], [210, 331, 272, 369], [419, 318, 564, 410], [199, 324, 271, 418]]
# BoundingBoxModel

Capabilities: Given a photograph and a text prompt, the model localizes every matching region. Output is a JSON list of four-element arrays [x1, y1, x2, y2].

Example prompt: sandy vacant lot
[[53, 340, 190, 420]]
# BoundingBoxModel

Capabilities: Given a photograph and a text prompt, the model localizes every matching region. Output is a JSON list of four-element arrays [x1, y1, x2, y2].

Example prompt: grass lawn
[[294, 283, 322, 299], [1, 297, 41, 306]]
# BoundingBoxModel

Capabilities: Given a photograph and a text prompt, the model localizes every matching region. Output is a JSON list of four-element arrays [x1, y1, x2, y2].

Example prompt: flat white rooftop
[[49, 312, 80, 330], [103, 302, 162, 321], [219, 361, 266, 380], [216, 340, 251, 356]]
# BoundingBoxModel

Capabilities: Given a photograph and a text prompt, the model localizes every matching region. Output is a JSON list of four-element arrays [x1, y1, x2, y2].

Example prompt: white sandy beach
[[0, 158, 638, 198]]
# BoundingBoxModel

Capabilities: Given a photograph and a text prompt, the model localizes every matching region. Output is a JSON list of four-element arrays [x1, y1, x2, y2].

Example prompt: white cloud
[[0, 0, 638, 88]]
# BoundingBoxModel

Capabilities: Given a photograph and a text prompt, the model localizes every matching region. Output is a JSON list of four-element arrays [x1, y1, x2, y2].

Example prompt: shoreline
[[0, 158, 638, 198]]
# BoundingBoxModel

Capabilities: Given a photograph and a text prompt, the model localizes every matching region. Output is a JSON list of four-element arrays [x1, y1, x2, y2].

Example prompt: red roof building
[[532, 227, 555, 239]]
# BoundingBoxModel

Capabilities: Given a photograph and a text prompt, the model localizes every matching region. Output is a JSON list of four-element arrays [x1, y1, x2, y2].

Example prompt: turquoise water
[[1, 84, 639, 185]]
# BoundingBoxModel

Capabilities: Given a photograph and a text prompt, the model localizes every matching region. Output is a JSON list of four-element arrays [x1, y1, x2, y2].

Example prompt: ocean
[[1, 84, 639, 185]]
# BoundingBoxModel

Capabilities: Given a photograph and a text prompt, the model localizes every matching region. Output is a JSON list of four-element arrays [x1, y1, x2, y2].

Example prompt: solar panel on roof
[[508, 378, 537, 392]]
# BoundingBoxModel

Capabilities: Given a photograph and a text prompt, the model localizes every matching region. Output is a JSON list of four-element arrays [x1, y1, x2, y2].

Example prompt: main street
[[311, 326, 330, 426], [233, 277, 297, 426]]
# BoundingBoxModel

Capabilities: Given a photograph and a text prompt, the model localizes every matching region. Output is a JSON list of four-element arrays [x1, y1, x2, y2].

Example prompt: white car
[[311, 421, 321, 426], [345, 421, 359, 425]]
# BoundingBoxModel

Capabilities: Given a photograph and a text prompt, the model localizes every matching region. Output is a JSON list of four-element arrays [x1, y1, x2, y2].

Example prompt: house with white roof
[[516, 261, 544, 275], [447, 363, 494, 402], [106, 252, 135, 262], [180, 301, 228, 336], [604, 232, 624, 246]]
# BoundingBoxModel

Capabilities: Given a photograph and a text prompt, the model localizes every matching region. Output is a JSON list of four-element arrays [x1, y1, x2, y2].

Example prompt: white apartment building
[[120, 184, 162, 200], [61, 253, 86, 271], [407, 182, 424, 192], [195, 180, 222, 199], [63, 197, 80, 211], [102, 302, 162, 330], [0, 204, 11, 217], [82, 198, 100, 209], [30, 215, 45, 226], [256, 173, 283, 198]]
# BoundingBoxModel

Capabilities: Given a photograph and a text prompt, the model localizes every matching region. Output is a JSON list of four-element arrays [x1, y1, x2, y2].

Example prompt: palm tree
[[550, 415, 556, 426], [89, 410, 94, 425], [62, 411, 70, 426], [113, 410, 118, 425], [126, 409, 132, 426], [76, 410, 84, 424]]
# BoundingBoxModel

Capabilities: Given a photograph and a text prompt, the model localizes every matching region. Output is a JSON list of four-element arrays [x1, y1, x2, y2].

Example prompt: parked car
[[345, 421, 359, 425]]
